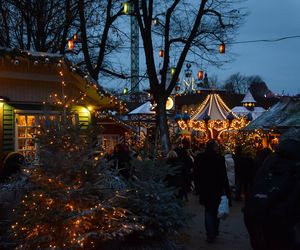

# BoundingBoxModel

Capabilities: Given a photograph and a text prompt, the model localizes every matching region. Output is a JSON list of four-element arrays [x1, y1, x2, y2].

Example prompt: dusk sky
[[209, 0, 300, 95], [106, 0, 300, 95]]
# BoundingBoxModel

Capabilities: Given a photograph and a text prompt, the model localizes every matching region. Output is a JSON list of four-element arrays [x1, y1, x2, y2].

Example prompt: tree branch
[[161, 0, 180, 92], [204, 9, 225, 29], [166, 0, 208, 95]]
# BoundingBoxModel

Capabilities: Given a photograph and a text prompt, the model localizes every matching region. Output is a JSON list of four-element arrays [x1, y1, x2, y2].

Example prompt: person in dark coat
[[113, 143, 131, 179], [244, 138, 300, 250], [173, 142, 194, 201], [233, 145, 255, 201], [194, 140, 231, 243], [166, 150, 185, 199], [254, 147, 272, 175], [193, 144, 205, 195]]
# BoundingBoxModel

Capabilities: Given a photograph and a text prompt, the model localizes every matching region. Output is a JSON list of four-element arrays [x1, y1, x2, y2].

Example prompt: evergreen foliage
[[5, 126, 188, 249], [119, 159, 188, 239], [10, 126, 143, 249]]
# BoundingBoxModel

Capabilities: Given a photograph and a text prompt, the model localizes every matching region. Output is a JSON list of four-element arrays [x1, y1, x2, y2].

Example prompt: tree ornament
[[219, 43, 225, 54], [159, 49, 164, 57], [197, 70, 204, 80], [68, 40, 74, 50]]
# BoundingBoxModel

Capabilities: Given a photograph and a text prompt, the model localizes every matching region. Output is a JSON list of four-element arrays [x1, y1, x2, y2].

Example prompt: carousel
[[176, 92, 250, 144]]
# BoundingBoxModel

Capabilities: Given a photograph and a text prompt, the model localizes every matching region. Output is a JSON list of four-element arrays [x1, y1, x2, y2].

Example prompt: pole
[[130, 12, 139, 99]]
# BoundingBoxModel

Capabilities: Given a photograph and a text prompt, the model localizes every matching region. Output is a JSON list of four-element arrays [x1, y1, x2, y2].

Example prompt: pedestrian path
[[179, 194, 252, 250]]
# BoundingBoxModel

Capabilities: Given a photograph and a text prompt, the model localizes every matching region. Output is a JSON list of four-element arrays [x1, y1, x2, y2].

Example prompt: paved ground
[[179, 194, 252, 250]]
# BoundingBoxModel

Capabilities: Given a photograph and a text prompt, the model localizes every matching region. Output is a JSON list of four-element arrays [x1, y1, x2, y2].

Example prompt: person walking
[[244, 138, 300, 250], [194, 140, 231, 243], [234, 145, 255, 201], [224, 149, 236, 193], [166, 150, 185, 199], [173, 143, 194, 201]]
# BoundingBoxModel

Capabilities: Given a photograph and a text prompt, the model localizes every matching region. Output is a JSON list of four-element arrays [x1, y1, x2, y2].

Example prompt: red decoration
[[159, 49, 164, 57], [197, 70, 204, 80]]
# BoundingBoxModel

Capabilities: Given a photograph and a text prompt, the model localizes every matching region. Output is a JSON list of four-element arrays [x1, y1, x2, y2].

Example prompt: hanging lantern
[[73, 34, 78, 41], [159, 49, 164, 57], [124, 2, 130, 14], [171, 67, 176, 76], [153, 17, 159, 26], [68, 40, 74, 50], [197, 70, 204, 80], [123, 87, 128, 94], [219, 43, 225, 54]]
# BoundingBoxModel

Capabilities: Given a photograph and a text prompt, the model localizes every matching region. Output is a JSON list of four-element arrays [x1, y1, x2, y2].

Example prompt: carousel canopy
[[241, 90, 256, 103], [231, 106, 265, 120], [231, 90, 265, 120], [191, 93, 238, 121], [244, 97, 300, 132]]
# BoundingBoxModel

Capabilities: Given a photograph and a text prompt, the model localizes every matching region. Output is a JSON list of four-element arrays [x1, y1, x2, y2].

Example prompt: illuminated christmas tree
[[10, 126, 143, 249]]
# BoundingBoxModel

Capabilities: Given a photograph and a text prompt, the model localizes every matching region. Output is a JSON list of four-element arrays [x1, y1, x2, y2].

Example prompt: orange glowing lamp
[[159, 49, 164, 57], [219, 43, 225, 54], [197, 70, 204, 80], [68, 40, 74, 50]]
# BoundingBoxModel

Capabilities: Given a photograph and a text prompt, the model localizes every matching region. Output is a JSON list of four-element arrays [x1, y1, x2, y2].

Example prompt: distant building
[[231, 90, 265, 120]]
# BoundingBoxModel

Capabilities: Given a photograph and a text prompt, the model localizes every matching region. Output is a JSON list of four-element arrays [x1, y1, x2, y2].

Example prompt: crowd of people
[[101, 135, 300, 249], [165, 138, 300, 249]]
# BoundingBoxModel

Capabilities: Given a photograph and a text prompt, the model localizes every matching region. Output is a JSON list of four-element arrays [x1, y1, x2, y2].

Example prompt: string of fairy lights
[[0, 48, 128, 114]]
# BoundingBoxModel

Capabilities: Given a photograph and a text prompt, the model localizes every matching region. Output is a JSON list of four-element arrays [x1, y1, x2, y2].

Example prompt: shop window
[[97, 135, 119, 153], [15, 113, 60, 162]]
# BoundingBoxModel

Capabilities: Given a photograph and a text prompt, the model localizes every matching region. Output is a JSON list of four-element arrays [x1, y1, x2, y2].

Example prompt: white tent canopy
[[128, 101, 155, 115]]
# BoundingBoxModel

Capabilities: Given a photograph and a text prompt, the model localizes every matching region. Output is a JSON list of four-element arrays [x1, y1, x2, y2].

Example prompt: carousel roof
[[244, 97, 300, 131], [231, 106, 265, 120], [241, 90, 256, 103], [191, 93, 238, 121]]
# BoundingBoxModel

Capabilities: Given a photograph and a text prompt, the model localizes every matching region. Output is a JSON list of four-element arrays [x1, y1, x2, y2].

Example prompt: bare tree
[[208, 74, 219, 88], [248, 75, 271, 99], [0, 0, 78, 53], [132, 0, 246, 153], [77, 0, 125, 81], [223, 73, 272, 99], [0, 0, 11, 47], [0, 0, 129, 81], [224, 72, 249, 94]]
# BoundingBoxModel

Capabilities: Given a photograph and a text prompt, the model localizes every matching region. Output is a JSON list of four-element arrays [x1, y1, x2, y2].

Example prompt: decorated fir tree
[[117, 158, 188, 241], [10, 126, 143, 249]]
